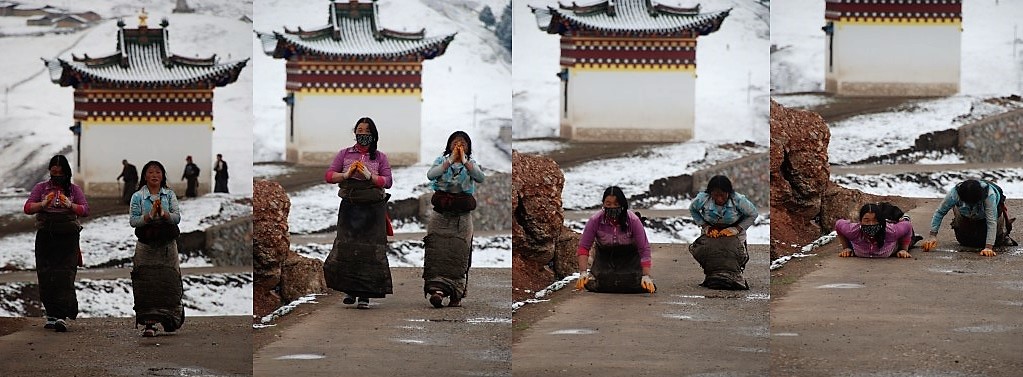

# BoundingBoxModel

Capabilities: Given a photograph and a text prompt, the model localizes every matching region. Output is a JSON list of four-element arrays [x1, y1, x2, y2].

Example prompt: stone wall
[[959, 109, 1023, 163], [204, 216, 253, 266]]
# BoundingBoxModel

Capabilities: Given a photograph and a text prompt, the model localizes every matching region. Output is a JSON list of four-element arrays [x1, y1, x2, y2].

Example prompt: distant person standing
[[181, 155, 200, 198], [116, 159, 139, 204], [213, 154, 229, 193]]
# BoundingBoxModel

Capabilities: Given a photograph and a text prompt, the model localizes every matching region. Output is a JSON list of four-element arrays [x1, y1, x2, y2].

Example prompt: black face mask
[[604, 207, 624, 220], [861, 224, 883, 238], [50, 175, 70, 187], [356, 134, 374, 146]]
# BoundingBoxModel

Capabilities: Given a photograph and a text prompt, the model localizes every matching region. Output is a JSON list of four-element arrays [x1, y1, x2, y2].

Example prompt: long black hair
[[858, 203, 885, 249], [443, 130, 473, 158], [137, 160, 169, 191], [354, 117, 379, 161], [957, 179, 986, 204], [705, 175, 734, 195], [48, 155, 73, 196], [602, 186, 629, 231]]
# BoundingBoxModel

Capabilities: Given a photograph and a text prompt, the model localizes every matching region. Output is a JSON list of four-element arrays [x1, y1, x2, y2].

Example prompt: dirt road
[[770, 199, 1023, 376], [253, 267, 511, 377], [512, 243, 770, 376], [0, 316, 252, 377]]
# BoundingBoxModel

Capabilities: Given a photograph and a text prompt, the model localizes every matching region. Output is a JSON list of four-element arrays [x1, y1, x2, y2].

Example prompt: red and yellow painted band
[[563, 36, 696, 47], [288, 61, 422, 73], [833, 17, 961, 25], [567, 63, 696, 72], [76, 89, 213, 100], [294, 87, 422, 95], [79, 116, 214, 124]]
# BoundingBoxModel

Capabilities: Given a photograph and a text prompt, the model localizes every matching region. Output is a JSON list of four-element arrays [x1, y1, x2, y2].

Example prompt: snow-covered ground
[[513, 0, 770, 145], [0, 0, 254, 195], [833, 169, 1023, 199], [292, 234, 512, 268], [0, 273, 253, 317], [565, 214, 771, 245], [771, 0, 1023, 96], [253, 0, 512, 173], [560, 142, 765, 210], [0, 194, 252, 269]]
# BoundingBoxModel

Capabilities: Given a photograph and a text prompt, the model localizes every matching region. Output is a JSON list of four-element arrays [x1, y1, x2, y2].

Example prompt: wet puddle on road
[[815, 283, 865, 289], [406, 317, 511, 324], [953, 324, 1017, 333], [274, 354, 326, 360], [392, 338, 426, 344], [548, 328, 597, 335]]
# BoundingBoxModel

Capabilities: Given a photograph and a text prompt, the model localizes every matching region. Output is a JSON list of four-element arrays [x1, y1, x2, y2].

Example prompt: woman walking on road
[[23, 155, 89, 332], [321, 117, 394, 309], [423, 131, 485, 308], [129, 160, 185, 337]]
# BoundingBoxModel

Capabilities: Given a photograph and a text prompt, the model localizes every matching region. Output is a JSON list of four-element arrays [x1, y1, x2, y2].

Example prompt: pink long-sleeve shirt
[[577, 210, 652, 268], [324, 144, 392, 188], [835, 219, 913, 258], [24, 180, 89, 217]]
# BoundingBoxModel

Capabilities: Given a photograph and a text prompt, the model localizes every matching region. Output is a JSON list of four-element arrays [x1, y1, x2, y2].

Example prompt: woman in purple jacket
[[574, 186, 655, 293], [836, 203, 914, 259], [23, 155, 89, 332], [321, 117, 394, 309]]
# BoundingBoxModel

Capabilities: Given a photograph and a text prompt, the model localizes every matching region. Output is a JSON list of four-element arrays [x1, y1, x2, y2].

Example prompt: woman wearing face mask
[[129, 160, 183, 337], [574, 186, 655, 293], [423, 131, 485, 308], [688, 175, 758, 290], [23, 155, 89, 332], [322, 117, 394, 309], [836, 203, 913, 259]]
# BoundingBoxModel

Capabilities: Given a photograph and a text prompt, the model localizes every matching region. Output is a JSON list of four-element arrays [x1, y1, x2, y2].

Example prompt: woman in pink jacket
[[574, 186, 655, 293]]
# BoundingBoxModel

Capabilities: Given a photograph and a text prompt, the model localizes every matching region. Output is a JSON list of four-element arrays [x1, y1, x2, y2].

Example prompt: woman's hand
[[719, 228, 738, 237], [641, 275, 656, 293], [921, 236, 938, 252], [575, 271, 590, 291], [980, 248, 996, 257], [838, 249, 853, 257], [358, 164, 372, 180], [896, 250, 911, 258]]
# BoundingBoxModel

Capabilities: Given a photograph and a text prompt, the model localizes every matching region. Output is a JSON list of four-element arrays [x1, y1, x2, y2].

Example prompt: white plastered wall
[[78, 122, 212, 197], [290, 92, 421, 165]]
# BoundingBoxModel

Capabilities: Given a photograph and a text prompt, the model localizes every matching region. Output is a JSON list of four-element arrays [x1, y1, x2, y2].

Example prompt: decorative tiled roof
[[531, 0, 729, 36], [45, 19, 248, 88], [257, 0, 455, 61], [824, 0, 961, 22]]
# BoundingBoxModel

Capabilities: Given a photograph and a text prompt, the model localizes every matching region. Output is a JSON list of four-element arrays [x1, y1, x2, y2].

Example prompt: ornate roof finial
[[138, 8, 148, 27]]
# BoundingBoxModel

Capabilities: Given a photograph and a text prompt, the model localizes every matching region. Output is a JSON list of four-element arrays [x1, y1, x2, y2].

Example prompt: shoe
[[447, 297, 462, 308], [142, 324, 157, 337], [429, 291, 444, 308], [356, 298, 370, 309], [44, 317, 56, 329], [342, 294, 356, 305], [54, 319, 68, 332]]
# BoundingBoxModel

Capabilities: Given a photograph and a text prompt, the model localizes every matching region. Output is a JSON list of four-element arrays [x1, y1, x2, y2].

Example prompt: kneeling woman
[[688, 175, 757, 290], [322, 117, 394, 309], [575, 187, 655, 293], [423, 131, 485, 308], [836, 203, 913, 259], [129, 161, 184, 337]]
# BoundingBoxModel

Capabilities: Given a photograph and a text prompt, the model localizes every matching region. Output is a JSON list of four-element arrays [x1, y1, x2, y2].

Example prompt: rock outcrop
[[512, 151, 568, 300], [253, 180, 326, 318]]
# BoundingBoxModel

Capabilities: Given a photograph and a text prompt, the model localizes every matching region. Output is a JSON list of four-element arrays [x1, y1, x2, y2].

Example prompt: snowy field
[[560, 142, 766, 210], [513, 0, 770, 145], [292, 234, 512, 268], [833, 169, 1023, 199], [0, 0, 255, 195], [253, 0, 512, 173], [0, 194, 252, 269], [0, 273, 253, 317], [565, 214, 771, 245]]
